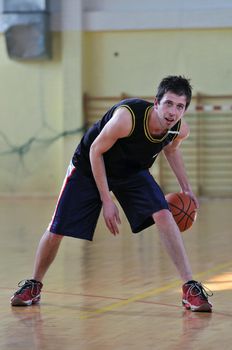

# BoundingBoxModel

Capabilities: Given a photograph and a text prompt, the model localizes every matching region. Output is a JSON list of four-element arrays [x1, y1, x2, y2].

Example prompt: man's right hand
[[102, 199, 121, 235]]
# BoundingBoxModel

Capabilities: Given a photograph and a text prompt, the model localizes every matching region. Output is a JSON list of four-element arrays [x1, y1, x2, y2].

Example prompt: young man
[[11, 75, 213, 312]]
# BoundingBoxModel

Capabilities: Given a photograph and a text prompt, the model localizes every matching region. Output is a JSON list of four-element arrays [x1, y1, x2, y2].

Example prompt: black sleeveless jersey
[[72, 98, 181, 178]]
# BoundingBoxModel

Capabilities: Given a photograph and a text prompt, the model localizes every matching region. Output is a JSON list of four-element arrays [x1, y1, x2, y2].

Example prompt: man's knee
[[44, 230, 64, 243], [152, 209, 172, 225]]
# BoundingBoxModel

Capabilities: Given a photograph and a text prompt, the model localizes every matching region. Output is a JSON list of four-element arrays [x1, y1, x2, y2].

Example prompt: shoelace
[[186, 281, 213, 300], [15, 279, 41, 297]]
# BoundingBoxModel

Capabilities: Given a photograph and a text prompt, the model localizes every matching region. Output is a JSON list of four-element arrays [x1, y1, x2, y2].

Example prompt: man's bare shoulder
[[178, 118, 190, 141], [105, 106, 134, 138]]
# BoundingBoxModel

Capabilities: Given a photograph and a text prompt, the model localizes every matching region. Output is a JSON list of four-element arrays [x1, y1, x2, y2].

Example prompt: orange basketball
[[165, 192, 197, 232]]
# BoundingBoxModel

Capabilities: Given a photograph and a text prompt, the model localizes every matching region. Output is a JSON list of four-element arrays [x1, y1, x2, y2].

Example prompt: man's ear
[[154, 98, 159, 109]]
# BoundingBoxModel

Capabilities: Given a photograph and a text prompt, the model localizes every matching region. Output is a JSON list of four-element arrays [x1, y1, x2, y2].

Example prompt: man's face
[[154, 92, 187, 130]]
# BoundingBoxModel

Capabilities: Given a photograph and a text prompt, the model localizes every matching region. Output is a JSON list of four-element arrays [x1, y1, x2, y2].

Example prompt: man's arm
[[163, 119, 199, 207], [89, 107, 133, 234]]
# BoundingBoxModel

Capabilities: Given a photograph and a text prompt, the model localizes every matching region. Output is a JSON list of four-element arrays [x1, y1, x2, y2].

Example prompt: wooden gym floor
[[1, 196, 232, 350]]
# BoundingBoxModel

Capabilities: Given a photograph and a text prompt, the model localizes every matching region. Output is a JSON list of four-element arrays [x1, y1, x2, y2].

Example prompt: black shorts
[[48, 163, 169, 240]]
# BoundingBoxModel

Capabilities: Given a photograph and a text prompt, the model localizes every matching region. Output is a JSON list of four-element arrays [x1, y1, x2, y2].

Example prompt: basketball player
[[11, 75, 213, 312]]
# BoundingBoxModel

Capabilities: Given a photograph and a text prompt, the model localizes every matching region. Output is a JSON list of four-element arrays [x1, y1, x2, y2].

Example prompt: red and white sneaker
[[11, 279, 43, 306], [182, 280, 213, 312]]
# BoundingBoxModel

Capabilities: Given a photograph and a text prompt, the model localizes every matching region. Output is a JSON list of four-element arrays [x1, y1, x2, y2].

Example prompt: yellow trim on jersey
[[144, 107, 181, 143], [144, 106, 168, 143], [173, 119, 181, 140], [115, 105, 135, 137]]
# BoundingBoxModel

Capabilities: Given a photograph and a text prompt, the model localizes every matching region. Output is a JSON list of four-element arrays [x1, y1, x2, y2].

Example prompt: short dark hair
[[156, 75, 192, 110]]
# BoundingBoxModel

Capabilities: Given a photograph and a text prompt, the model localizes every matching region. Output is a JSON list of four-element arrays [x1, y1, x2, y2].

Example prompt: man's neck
[[148, 108, 168, 136]]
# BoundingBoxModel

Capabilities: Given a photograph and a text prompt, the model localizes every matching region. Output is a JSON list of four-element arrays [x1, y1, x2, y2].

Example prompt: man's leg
[[11, 230, 63, 306], [32, 230, 63, 282], [153, 209, 212, 312], [153, 209, 192, 282]]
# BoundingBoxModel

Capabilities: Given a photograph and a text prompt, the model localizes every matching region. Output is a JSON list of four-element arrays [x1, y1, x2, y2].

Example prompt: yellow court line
[[79, 280, 180, 320], [79, 260, 232, 320], [194, 261, 232, 280]]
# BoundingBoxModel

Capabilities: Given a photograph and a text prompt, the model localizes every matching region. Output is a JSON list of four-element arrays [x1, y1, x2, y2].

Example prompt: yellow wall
[[0, 32, 62, 194], [83, 29, 232, 96], [0, 31, 83, 195], [1, 27, 232, 195], [61, 31, 84, 172]]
